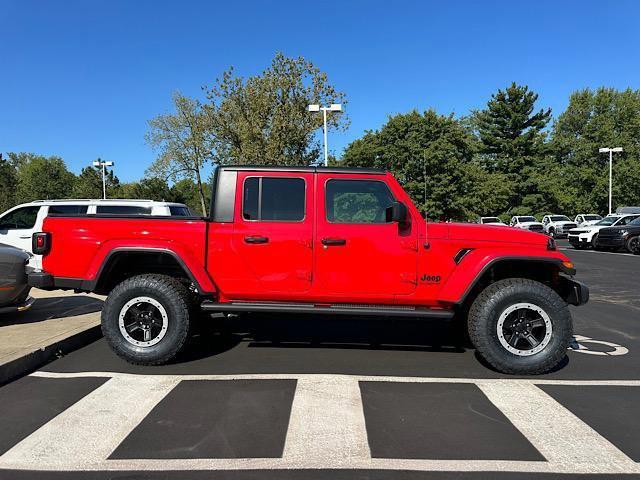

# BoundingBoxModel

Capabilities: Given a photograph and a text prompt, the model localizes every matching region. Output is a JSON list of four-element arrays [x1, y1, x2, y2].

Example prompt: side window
[[169, 206, 192, 216], [620, 216, 639, 226], [325, 179, 395, 224], [0, 206, 40, 230], [96, 205, 152, 215], [242, 177, 305, 222], [48, 205, 88, 215]]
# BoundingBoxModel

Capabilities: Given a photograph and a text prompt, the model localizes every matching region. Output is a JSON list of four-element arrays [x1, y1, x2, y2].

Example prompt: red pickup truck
[[28, 166, 588, 374]]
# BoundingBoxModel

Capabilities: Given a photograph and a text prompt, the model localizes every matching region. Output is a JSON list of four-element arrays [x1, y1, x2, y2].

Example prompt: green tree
[[146, 92, 214, 215], [0, 154, 18, 212], [171, 178, 211, 214], [10, 153, 76, 203], [472, 83, 552, 211], [551, 87, 640, 213], [205, 52, 348, 166], [72, 161, 120, 199], [342, 110, 509, 220], [474, 82, 551, 167]]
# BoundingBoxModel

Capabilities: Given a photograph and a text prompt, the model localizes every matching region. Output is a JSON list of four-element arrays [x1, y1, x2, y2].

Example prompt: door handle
[[321, 238, 347, 246], [19, 236, 31, 239], [244, 236, 269, 244]]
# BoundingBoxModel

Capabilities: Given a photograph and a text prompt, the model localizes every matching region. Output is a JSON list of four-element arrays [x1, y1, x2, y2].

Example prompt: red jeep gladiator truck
[[28, 166, 588, 374]]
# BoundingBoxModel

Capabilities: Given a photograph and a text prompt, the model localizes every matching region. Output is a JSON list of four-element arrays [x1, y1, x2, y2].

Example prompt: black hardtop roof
[[218, 165, 386, 175]]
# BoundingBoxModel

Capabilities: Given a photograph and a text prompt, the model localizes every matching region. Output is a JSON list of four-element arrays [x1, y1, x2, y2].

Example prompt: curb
[[0, 324, 102, 386]]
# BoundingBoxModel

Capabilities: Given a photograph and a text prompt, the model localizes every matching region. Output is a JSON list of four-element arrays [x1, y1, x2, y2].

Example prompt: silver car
[[0, 244, 34, 313]]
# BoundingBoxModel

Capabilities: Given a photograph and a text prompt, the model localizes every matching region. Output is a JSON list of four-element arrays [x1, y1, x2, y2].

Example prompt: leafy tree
[[0, 154, 18, 212], [551, 87, 640, 213], [171, 178, 211, 215], [204, 52, 348, 166], [119, 177, 174, 201], [342, 110, 509, 220], [72, 161, 120, 199], [10, 153, 76, 203], [146, 92, 214, 215]]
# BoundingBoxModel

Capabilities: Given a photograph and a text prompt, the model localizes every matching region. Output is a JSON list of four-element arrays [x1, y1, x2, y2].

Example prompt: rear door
[[313, 174, 417, 299], [231, 171, 314, 296]]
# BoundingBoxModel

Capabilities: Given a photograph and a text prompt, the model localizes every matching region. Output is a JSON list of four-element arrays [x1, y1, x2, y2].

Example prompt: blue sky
[[1, 0, 639, 182]]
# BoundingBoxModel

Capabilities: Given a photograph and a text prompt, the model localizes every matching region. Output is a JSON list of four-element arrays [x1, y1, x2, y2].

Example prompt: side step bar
[[201, 301, 454, 319]]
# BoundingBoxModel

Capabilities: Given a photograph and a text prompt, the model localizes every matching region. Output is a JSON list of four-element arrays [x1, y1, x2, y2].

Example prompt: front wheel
[[101, 274, 193, 365], [626, 236, 640, 255], [468, 278, 572, 375]]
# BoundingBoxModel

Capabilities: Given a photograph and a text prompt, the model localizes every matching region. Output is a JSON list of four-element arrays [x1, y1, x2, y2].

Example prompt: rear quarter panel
[[42, 217, 215, 292]]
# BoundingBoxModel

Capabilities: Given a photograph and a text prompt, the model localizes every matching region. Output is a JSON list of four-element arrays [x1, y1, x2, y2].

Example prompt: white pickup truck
[[541, 215, 578, 239]]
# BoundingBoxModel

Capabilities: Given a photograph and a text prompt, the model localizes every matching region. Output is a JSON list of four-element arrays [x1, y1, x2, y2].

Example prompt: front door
[[231, 171, 314, 297], [314, 174, 417, 300]]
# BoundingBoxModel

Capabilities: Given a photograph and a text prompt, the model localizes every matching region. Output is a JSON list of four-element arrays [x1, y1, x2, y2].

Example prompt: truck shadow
[[0, 295, 103, 326], [180, 313, 469, 363]]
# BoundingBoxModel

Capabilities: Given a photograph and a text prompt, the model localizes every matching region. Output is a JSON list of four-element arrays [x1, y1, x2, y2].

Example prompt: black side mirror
[[386, 201, 408, 224]]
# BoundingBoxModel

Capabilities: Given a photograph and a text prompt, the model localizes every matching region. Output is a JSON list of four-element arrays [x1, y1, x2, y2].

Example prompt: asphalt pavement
[[1, 241, 639, 479]]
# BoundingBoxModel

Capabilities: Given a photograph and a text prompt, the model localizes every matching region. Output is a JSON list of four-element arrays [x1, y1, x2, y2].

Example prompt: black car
[[596, 216, 640, 254]]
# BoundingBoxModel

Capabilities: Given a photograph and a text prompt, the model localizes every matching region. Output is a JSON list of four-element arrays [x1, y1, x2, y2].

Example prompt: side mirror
[[386, 201, 408, 224]]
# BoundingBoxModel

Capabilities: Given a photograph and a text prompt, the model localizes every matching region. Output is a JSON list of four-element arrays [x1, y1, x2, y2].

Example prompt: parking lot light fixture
[[93, 160, 115, 200], [308, 103, 342, 166], [599, 147, 623, 214]]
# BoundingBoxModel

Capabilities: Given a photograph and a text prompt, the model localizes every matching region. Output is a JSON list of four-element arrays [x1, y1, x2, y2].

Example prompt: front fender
[[437, 248, 569, 304]]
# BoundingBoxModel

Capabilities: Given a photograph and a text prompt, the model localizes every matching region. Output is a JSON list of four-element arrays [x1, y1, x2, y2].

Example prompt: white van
[[0, 199, 194, 268]]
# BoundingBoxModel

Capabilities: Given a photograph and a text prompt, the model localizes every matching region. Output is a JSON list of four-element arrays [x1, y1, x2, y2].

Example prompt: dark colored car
[[0, 244, 34, 313], [596, 217, 640, 254]]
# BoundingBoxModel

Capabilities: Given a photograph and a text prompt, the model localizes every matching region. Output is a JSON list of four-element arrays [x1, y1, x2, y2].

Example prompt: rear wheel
[[627, 236, 640, 255], [468, 278, 572, 375], [102, 274, 192, 365], [591, 233, 600, 249]]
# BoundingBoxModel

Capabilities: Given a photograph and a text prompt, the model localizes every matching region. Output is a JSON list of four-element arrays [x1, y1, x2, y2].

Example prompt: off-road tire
[[102, 274, 192, 365], [626, 235, 640, 255], [468, 278, 572, 375]]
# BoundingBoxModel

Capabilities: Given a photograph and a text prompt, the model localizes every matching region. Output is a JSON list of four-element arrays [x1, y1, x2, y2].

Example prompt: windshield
[[596, 216, 619, 226], [518, 216, 537, 223], [550, 216, 570, 222], [583, 215, 601, 221], [482, 217, 501, 223]]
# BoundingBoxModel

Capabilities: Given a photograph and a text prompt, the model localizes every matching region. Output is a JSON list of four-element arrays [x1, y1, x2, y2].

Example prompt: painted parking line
[[559, 247, 639, 257], [1, 371, 639, 475]]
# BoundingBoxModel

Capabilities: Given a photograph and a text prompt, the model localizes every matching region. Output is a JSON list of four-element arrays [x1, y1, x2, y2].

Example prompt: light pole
[[598, 147, 623, 214], [93, 159, 114, 199], [308, 103, 342, 166]]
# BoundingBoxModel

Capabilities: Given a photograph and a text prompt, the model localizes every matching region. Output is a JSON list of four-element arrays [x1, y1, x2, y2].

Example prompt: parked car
[[0, 244, 34, 313], [0, 199, 193, 268], [478, 216, 507, 226], [29, 166, 588, 375], [567, 214, 640, 249], [574, 214, 602, 227], [509, 216, 544, 233], [595, 216, 640, 253], [541, 215, 578, 239]]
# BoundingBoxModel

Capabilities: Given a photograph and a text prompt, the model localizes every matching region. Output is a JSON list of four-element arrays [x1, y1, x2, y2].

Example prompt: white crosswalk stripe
[[0, 371, 639, 474]]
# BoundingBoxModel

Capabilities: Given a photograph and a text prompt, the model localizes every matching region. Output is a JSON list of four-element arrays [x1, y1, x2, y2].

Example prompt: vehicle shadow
[[0, 295, 103, 326], [179, 313, 469, 363]]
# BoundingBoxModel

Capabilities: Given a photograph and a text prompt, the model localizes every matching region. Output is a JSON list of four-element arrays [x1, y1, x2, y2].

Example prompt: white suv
[[541, 215, 578, 239], [567, 214, 640, 249], [509, 216, 544, 233], [0, 199, 193, 268]]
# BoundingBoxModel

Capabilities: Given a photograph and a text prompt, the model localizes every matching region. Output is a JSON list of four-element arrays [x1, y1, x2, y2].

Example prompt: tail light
[[32, 232, 51, 255]]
